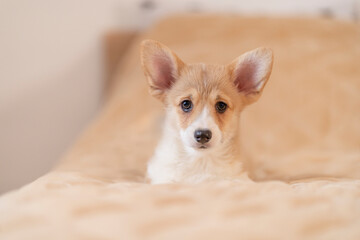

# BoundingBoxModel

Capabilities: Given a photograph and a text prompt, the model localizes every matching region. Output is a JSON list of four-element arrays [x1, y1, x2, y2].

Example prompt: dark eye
[[215, 101, 227, 113], [181, 100, 193, 112]]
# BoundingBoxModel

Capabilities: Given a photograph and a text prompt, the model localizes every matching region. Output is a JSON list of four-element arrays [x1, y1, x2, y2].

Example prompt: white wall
[[0, 0, 358, 194]]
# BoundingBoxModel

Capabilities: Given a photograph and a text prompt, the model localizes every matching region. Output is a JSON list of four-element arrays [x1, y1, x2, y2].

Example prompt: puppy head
[[141, 40, 273, 151]]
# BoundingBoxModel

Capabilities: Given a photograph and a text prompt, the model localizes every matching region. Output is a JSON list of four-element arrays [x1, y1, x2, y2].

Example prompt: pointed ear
[[140, 40, 185, 100], [228, 47, 273, 105]]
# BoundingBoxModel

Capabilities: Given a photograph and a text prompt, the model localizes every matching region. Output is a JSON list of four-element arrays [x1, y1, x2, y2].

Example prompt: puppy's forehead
[[174, 64, 230, 97]]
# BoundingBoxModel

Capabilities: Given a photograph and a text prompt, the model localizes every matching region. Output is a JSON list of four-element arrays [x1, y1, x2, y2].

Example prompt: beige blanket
[[1, 15, 360, 239]]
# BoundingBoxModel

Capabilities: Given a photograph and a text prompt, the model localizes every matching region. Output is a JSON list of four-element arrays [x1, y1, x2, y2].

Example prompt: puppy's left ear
[[228, 47, 273, 105], [141, 39, 185, 101]]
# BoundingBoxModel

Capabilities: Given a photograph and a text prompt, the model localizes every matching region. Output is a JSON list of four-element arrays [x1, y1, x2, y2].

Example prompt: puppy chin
[[185, 141, 214, 152], [194, 143, 211, 150], [181, 141, 211, 153]]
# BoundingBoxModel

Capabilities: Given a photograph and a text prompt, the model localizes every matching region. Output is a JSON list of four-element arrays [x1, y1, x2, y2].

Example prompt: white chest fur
[[147, 129, 244, 184]]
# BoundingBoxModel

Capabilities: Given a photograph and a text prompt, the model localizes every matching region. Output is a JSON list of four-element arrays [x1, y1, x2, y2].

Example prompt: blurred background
[[0, 0, 359, 194]]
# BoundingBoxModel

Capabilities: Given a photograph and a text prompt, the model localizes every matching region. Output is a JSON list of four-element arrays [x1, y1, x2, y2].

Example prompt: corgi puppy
[[141, 40, 273, 184]]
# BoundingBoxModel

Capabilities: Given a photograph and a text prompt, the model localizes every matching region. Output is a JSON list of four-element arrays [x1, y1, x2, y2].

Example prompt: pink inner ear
[[152, 54, 175, 90], [234, 60, 260, 94]]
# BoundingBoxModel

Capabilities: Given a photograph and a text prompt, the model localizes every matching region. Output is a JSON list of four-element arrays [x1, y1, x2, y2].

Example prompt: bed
[[0, 15, 359, 239]]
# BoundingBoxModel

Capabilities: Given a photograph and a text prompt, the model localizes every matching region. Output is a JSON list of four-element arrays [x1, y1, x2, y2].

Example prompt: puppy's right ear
[[141, 40, 185, 100], [228, 47, 273, 105]]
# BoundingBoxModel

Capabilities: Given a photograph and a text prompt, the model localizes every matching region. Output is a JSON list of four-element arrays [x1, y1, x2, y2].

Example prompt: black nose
[[194, 129, 212, 144]]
